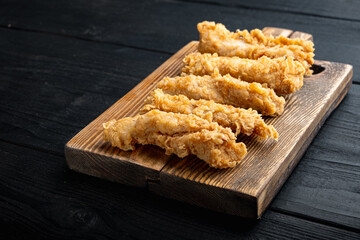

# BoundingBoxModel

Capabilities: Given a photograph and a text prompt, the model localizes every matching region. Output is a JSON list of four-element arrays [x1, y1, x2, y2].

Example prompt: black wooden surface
[[0, 0, 359, 239]]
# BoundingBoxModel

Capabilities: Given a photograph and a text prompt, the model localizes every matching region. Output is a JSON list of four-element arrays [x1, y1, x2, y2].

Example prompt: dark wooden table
[[1, 0, 359, 239]]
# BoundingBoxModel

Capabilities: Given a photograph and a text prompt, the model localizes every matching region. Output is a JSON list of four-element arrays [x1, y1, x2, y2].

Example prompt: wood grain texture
[[0, 0, 359, 237], [66, 42, 197, 187], [66, 27, 353, 218], [0, 28, 169, 155], [150, 57, 352, 218], [269, 84, 360, 229], [180, 0, 360, 21], [0, 27, 359, 228], [3, 142, 360, 240], [1, 0, 360, 84]]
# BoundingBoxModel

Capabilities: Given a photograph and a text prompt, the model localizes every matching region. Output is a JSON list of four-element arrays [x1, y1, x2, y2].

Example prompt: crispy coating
[[103, 110, 247, 168], [182, 52, 305, 95], [141, 89, 278, 140], [197, 21, 314, 75], [156, 71, 285, 116]]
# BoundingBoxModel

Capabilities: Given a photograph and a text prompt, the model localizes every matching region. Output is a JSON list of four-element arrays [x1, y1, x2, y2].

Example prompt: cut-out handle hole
[[310, 64, 325, 74]]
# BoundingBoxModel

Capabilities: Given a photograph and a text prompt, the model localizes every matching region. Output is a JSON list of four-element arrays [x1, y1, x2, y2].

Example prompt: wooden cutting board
[[65, 27, 353, 219]]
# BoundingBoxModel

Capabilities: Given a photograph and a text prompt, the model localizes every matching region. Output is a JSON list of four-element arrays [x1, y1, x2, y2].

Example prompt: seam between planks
[[269, 207, 360, 233], [0, 25, 174, 55], [0, 138, 64, 158], [172, 0, 360, 23]]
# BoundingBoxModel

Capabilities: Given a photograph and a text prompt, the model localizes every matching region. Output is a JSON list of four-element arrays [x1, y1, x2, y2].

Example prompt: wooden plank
[[1, 0, 360, 84], [183, 0, 360, 21], [65, 40, 353, 218], [0, 28, 169, 154], [1, 142, 360, 239]]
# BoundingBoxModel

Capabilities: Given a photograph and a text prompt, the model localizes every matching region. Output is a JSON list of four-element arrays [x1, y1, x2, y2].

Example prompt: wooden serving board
[[65, 27, 353, 219]]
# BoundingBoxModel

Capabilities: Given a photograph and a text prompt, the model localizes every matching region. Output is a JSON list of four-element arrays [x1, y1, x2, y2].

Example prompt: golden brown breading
[[182, 52, 305, 95], [156, 71, 285, 116], [141, 89, 278, 140], [197, 21, 314, 75], [103, 110, 247, 168]]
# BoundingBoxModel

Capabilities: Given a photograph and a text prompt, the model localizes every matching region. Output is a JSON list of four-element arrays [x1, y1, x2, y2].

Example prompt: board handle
[[262, 27, 313, 41]]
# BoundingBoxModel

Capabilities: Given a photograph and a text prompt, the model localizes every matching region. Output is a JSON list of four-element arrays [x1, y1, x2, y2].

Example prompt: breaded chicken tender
[[197, 21, 314, 75], [182, 52, 305, 95], [141, 89, 278, 140], [156, 71, 285, 116], [103, 110, 247, 168]]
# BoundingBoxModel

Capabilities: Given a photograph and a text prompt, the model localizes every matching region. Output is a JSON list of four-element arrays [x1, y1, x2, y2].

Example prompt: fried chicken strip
[[103, 110, 247, 168], [156, 71, 285, 116], [197, 21, 314, 75], [182, 52, 305, 95], [141, 89, 278, 140]]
